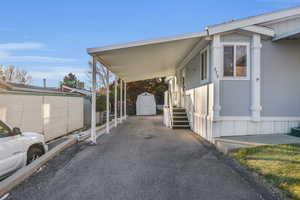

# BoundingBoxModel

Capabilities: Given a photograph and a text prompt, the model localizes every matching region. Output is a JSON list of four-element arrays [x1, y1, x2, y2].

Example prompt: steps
[[171, 107, 190, 129]]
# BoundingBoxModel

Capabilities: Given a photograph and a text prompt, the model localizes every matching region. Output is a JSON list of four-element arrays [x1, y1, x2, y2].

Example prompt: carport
[[87, 32, 206, 143]]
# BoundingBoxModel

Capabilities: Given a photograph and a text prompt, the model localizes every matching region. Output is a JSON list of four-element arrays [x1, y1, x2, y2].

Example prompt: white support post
[[114, 77, 118, 127], [106, 70, 110, 133], [251, 34, 262, 121], [124, 81, 127, 119], [91, 56, 97, 143], [211, 34, 221, 121], [120, 79, 123, 122]]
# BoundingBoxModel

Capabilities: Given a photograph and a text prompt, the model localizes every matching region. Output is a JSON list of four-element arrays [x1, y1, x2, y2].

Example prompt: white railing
[[168, 91, 173, 127]]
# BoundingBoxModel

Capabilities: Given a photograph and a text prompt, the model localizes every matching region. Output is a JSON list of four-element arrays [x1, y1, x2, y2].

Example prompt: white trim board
[[219, 116, 300, 121], [262, 117, 300, 121], [88, 32, 206, 55], [241, 25, 274, 37], [273, 27, 300, 41], [207, 6, 300, 35]]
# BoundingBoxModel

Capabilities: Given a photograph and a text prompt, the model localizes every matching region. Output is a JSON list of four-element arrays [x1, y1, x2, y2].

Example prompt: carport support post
[[251, 34, 262, 122], [120, 79, 123, 122], [91, 56, 97, 144], [124, 81, 127, 119], [114, 77, 118, 127], [106, 70, 110, 133]]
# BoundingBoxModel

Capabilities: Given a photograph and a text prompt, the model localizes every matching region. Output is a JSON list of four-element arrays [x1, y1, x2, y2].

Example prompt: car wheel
[[26, 146, 44, 165]]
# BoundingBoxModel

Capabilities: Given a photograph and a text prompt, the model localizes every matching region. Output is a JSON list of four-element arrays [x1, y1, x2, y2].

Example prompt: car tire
[[26, 146, 44, 165]]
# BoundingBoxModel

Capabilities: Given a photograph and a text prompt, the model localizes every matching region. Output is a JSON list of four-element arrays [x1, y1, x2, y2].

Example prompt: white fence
[[0, 93, 84, 142], [184, 83, 214, 141]]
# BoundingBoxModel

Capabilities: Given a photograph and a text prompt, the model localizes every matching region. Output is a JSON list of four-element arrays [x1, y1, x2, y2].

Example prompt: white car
[[0, 120, 48, 179]]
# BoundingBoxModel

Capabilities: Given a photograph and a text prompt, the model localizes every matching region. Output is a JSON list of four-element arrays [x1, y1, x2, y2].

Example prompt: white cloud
[[0, 55, 77, 63], [29, 66, 87, 80], [0, 42, 77, 63], [0, 42, 45, 51]]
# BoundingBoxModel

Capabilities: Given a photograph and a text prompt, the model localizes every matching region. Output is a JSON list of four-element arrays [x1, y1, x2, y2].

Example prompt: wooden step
[[173, 121, 189, 125], [172, 124, 190, 129], [173, 116, 188, 120], [173, 112, 187, 116], [173, 108, 185, 112]]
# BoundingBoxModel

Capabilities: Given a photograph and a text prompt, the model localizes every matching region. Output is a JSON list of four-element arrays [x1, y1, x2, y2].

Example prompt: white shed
[[136, 92, 156, 116]]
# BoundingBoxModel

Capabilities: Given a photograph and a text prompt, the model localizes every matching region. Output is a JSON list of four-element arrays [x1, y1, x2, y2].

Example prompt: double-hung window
[[200, 48, 209, 82], [222, 43, 249, 80]]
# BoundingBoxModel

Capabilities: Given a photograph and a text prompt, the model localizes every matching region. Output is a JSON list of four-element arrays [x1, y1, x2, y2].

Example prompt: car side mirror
[[12, 127, 22, 135]]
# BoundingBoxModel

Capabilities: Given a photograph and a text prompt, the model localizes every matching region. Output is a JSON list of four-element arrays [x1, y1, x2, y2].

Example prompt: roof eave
[[273, 27, 300, 41], [207, 6, 300, 36], [87, 31, 207, 55]]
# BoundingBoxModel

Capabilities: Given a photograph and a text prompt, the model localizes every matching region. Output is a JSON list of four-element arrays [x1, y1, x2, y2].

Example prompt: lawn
[[230, 144, 300, 200]]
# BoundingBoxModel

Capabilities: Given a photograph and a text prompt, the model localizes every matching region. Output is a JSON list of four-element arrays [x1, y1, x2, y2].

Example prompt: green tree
[[61, 73, 78, 88]]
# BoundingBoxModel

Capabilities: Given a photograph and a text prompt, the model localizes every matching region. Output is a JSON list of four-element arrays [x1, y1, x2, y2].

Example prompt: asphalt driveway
[[7, 116, 275, 200]]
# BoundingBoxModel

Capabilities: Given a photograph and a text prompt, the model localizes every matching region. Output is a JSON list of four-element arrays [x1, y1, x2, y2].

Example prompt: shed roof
[[0, 81, 80, 96]]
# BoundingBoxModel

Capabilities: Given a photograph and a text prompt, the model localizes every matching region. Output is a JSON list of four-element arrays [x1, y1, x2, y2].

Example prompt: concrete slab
[[214, 134, 300, 154]]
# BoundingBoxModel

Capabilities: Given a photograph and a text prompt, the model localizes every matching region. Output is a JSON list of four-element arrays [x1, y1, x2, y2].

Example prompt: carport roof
[[87, 6, 300, 82], [87, 32, 206, 82]]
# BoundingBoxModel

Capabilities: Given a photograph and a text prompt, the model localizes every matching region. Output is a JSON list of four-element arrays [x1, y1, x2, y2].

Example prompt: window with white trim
[[200, 48, 209, 81], [222, 43, 249, 79]]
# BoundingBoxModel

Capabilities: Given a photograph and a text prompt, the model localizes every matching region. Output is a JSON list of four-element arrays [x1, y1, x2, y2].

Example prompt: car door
[[0, 122, 25, 178]]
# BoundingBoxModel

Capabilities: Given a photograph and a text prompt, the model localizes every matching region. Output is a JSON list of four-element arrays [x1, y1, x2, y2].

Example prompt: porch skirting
[[188, 112, 214, 141], [213, 118, 300, 137]]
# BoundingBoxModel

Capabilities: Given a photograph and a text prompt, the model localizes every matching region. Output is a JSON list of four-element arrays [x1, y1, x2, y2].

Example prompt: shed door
[[139, 95, 153, 115]]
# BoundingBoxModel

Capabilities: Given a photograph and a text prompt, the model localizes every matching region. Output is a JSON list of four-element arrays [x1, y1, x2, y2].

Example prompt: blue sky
[[1, 0, 299, 88]]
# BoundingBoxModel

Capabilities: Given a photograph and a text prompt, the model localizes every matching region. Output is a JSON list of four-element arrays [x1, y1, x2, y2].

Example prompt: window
[[200, 48, 209, 81], [222, 43, 249, 79], [0, 121, 11, 138]]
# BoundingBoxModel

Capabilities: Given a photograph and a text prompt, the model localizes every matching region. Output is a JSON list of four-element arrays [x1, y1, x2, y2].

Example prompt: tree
[[0, 64, 32, 84], [61, 73, 79, 88]]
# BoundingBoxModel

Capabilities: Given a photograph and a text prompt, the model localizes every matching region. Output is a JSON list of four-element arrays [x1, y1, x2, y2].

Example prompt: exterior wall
[[170, 31, 300, 139], [214, 33, 300, 137], [219, 33, 252, 116], [0, 93, 84, 142], [220, 81, 251, 116], [185, 53, 201, 90], [261, 39, 300, 117]]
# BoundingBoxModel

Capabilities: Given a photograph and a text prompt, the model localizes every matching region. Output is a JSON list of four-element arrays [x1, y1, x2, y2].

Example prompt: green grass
[[230, 144, 300, 200]]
